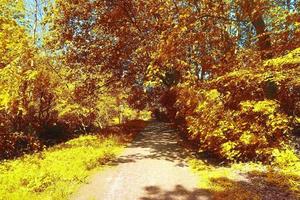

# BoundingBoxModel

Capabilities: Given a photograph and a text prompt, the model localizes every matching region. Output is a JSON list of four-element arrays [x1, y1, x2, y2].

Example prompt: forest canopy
[[0, 0, 300, 162]]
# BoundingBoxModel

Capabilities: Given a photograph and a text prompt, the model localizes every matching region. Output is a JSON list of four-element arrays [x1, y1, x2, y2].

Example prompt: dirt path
[[72, 121, 210, 200]]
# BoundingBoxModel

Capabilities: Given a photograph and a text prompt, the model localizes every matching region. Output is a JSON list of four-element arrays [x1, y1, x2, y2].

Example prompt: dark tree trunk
[[251, 15, 272, 59], [240, 0, 273, 59]]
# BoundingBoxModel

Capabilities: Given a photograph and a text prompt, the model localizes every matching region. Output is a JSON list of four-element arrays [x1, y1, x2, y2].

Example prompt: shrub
[[0, 66, 59, 134], [169, 49, 299, 162], [174, 88, 291, 161], [0, 133, 42, 160], [0, 135, 122, 200], [0, 65, 121, 159]]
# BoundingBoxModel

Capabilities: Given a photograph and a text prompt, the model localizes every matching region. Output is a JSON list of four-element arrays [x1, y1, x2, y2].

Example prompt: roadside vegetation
[[190, 147, 300, 199], [1, 0, 299, 199], [0, 119, 148, 200], [0, 135, 122, 200], [183, 50, 300, 199]]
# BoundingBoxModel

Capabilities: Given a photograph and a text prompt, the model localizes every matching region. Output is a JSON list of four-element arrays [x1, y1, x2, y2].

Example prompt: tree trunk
[[33, 0, 38, 45], [240, 0, 273, 59], [251, 15, 272, 59]]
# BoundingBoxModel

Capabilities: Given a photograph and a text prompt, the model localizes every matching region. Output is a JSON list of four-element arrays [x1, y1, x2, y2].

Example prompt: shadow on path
[[73, 121, 209, 200], [139, 185, 211, 200], [73, 121, 299, 200], [111, 121, 195, 167]]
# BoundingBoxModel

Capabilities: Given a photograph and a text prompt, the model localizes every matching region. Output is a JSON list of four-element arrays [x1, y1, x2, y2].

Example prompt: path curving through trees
[[72, 121, 210, 200]]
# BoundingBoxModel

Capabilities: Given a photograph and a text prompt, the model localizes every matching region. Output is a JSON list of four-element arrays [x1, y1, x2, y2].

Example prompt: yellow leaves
[[0, 136, 123, 200], [253, 100, 278, 114], [240, 131, 255, 145], [66, 83, 75, 91], [55, 102, 81, 117], [0, 13, 32, 68], [221, 142, 236, 152], [123, 107, 136, 117], [272, 147, 300, 168], [295, 22, 300, 30], [0, 92, 10, 109], [181, 26, 188, 32], [221, 142, 239, 160], [0, 0, 25, 20], [176, 59, 189, 67], [295, 117, 300, 124], [240, 101, 252, 112], [0, 65, 22, 112], [269, 147, 300, 193], [206, 89, 221, 100], [196, 101, 208, 112], [241, 100, 279, 115], [211, 128, 226, 139], [179, 13, 190, 20], [264, 47, 300, 67], [150, 52, 159, 60], [239, 99, 289, 139], [25, 70, 39, 80], [182, 83, 290, 161]]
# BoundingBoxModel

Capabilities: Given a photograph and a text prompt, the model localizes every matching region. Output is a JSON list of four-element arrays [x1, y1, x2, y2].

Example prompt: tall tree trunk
[[251, 15, 272, 59], [240, 0, 272, 59], [33, 0, 38, 45]]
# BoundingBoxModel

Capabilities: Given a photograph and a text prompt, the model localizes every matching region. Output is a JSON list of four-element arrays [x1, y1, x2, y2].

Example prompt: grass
[[189, 149, 300, 200], [0, 135, 123, 200]]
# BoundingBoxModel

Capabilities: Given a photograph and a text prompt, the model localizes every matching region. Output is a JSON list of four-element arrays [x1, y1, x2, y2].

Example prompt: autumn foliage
[[172, 49, 299, 161], [1, 0, 300, 162]]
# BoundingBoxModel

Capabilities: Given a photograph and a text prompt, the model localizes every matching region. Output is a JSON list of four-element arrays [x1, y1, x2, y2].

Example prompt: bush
[[0, 65, 121, 159], [170, 49, 299, 162], [181, 89, 289, 161], [0, 133, 42, 160], [0, 67, 59, 136], [99, 120, 147, 142], [0, 135, 122, 200]]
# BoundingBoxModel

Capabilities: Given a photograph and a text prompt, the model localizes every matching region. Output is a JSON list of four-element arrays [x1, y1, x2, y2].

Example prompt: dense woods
[[1, 0, 300, 161], [1, 0, 300, 199]]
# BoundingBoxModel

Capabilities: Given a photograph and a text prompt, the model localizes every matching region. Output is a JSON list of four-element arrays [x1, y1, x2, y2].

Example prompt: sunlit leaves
[[264, 47, 300, 67], [1, 0, 299, 164], [0, 136, 122, 199], [173, 47, 300, 162], [0, 16, 31, 68]]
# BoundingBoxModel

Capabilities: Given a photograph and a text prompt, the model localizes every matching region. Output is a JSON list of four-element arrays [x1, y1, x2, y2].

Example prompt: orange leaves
[[172, 49, 299, 161], [51, 0, 300, 90], [175, 86, 290, 161], [0, 133, 42, 160]]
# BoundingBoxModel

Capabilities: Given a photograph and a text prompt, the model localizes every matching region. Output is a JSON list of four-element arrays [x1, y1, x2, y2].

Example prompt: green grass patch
[[0, 135, 123, 200]]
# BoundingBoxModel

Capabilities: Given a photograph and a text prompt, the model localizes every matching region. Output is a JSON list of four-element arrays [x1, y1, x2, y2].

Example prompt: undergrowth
[[189, 147, 300, 200], [0, 135, 123, 200]]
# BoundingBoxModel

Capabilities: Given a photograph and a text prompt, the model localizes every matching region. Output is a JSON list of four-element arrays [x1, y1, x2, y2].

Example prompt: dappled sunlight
[[208, 173, 299, 200], [1, 0, 300, 199], [189, 159, 300, 200], [140, 185, 211, 200], [115, 121, 195, 167], [139, 170, 300, 200], [0, 135, 123, 200], [72, 121, 201, 200]]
